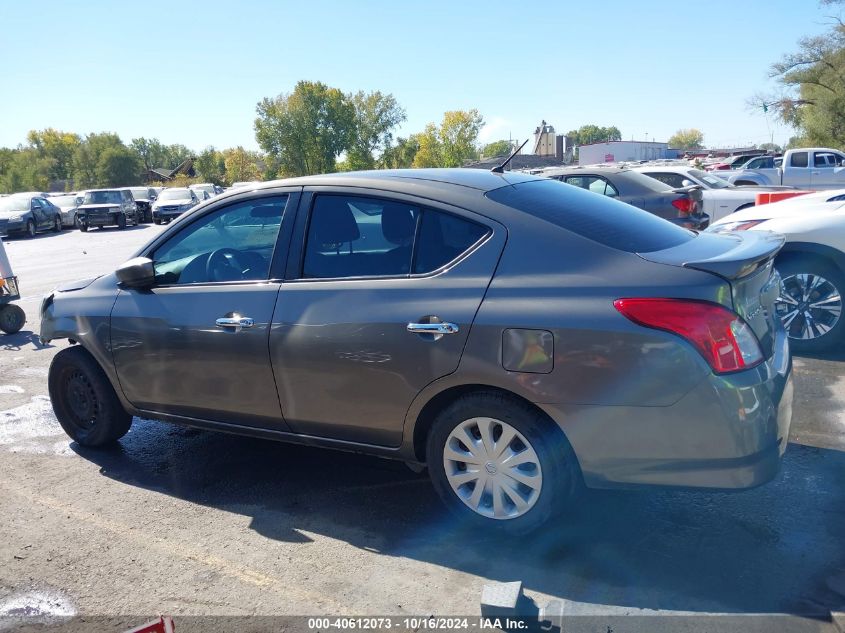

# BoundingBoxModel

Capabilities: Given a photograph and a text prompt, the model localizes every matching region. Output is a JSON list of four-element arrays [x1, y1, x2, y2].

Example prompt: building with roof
[[577, 140, 677, 165]]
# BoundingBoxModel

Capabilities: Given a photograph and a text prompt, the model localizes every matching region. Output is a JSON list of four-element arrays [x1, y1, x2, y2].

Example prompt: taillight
[[671, 197, 693, 217], [613, 298, 763, 374]]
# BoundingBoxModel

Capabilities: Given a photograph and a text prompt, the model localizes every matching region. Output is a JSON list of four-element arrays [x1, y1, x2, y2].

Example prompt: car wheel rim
[[65, 370, 98, 430], [776, 273, 842, 340], [443, 417, 542, 520]]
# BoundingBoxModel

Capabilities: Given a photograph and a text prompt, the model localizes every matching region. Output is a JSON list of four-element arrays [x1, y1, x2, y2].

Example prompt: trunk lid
[[639, 231, 785, 358]]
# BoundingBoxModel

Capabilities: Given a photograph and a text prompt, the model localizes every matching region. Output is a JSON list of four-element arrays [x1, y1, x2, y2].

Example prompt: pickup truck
[[725, 147, 845, 189]]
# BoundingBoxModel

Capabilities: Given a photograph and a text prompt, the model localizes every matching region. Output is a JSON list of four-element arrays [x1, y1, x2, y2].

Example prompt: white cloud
[[478, 116, 511, 144]]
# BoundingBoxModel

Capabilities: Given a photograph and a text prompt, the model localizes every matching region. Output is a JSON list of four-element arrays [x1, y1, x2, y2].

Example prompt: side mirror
[[116, 257, 155, 288]]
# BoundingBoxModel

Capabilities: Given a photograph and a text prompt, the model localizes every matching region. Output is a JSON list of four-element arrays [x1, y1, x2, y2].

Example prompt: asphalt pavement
[[0, 225, 844, 631]]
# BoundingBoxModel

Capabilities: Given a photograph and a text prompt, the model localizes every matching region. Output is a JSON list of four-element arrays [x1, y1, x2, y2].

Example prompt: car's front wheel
[[53, 215, 62, 232], [48, 346, 132, 446], [776, 255, 845, 353], [26, 220, 36, 238], [117, 214, 127, 230], [426, 392, 579, 533]]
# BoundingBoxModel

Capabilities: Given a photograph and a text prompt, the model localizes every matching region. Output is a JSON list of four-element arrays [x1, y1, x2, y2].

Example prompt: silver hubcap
[[443, 417, 542, 520], [776, 273, 842, 341]]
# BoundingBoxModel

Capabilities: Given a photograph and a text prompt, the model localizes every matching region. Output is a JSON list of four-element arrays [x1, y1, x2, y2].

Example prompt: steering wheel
[[206, 248, 249, 282]]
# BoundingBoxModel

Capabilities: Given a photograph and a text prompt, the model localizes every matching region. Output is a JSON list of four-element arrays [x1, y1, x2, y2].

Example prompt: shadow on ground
[[0, 330, 53, 352], [71, 360, 845, 616]]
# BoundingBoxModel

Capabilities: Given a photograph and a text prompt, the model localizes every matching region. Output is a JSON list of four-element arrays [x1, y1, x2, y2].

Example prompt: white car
[[709, 188, 845, 352], [632, 166, 781, 223]]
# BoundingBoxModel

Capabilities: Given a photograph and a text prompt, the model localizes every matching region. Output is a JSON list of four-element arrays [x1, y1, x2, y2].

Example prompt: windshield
[[83, 191, 122, 205], [130, 188, 150, 199], [158, 188, 191, 201], [689, 169, 731, 189], [192, 185, 214, 194], [0, 197, 29, 214]]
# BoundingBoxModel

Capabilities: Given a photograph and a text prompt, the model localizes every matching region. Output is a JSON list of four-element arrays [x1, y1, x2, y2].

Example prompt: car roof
[[232, 168, 541, 194], [536, 166, 627, 177], [85, 188, 124, 193]]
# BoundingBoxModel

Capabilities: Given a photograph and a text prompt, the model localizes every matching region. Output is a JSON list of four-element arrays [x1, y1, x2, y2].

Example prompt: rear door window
[[301, 195, 489, 279], [486, 178, 694, 253], [790, 152, 809, 168]]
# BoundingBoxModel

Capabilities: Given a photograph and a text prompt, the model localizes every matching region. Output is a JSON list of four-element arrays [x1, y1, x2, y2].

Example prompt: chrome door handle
[[406, 322, 459, 335], [216, 316, 254, 331]]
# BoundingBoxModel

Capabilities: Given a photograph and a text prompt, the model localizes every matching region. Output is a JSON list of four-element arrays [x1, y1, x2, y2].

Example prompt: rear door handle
[[216, 316, 254, 332], [406, 322, 459, 335]]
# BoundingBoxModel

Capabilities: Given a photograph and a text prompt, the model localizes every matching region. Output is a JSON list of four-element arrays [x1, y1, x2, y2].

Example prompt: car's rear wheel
[[426, 391, 579, 533], [26, 220, 36, 238], [48, 346, 132, 446], [0, 304, 25, 334], [775, 255, 845, 353]]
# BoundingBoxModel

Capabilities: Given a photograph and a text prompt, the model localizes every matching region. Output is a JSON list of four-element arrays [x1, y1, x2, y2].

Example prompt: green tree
[[255, 80, 356, 176], [566, 124, 622, 146], [411, 110, 484, 168], [73, 132, 125, 188], [223, 146, 261, 182], [439, 109, 484, 167], [381, 135, 420, 168], [195, 146, 228, 185], [481, 140, 513, 158], [0, 148, 52, 193], [752, 14, 845, 147], [758, 142, 783, 153], [96, 146, 142, 186], [345, 90, 406, 170], [412, 123, 443, 168], [667, 128, 705, 149], [26, 129, 81, 182]]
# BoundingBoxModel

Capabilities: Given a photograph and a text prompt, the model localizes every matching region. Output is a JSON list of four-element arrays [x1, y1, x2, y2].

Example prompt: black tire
[[48, 346, 132, 446], [153, 218, 162, 225], [776, 255, 845, 353], [79, 222, 88, 232], [426, 391, 580, 534], [26, 220, 36, 238], [73, 213, 80, 230], [0, 304, 25, 334], [117, 214, 127, 230], [53, 215, 62, 232], [145, 210, 152, 223]]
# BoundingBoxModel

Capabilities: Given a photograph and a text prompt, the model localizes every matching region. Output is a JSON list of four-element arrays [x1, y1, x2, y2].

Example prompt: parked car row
[[0, 183, 222, 237]]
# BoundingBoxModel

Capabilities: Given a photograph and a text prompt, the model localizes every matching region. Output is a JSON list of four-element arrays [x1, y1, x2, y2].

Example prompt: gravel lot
[[1, 226, 844, 629]]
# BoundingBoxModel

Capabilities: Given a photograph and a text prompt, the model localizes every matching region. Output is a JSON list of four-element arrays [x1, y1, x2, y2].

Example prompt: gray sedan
[[40, 168, 792, 532]]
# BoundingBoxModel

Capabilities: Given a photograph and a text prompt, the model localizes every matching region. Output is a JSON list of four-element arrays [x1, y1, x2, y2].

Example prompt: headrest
[[381, 205, 416, 245], [313, 197, 360, 245]]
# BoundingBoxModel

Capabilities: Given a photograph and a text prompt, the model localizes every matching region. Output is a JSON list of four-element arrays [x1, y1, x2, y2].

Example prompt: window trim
[[287, 187, 494, 283], [140, 188, 300, 289]]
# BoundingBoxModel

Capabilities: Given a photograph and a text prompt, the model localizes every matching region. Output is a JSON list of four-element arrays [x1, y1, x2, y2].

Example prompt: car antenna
[[491, 139, 529, 174]]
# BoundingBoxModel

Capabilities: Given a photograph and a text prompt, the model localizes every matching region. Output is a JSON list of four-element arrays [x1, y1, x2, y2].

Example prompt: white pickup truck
[[725, 147, 845, 189]]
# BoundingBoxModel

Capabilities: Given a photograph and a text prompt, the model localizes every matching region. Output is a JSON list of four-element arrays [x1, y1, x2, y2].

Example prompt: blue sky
[[0, 1, 835, 152]]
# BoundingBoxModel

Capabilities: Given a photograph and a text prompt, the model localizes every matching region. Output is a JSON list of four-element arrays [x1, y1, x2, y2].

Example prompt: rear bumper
[[542, 326, 793, 490]]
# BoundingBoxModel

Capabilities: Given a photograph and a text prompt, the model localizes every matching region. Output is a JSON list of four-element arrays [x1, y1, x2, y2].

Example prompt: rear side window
[[644, 172, 686, 188], [790, 152, 809, 168], [486, 179, 694, 253], [302, 195, 488, 279], [414, 211, 488, 274]]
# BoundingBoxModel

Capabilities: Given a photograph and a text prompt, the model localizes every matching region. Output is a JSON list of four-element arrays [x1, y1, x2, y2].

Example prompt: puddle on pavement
[[0, 395, 70, 456]]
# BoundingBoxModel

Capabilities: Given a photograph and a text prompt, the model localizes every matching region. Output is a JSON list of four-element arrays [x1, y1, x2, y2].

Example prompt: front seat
[[303, 197, 361, 278]]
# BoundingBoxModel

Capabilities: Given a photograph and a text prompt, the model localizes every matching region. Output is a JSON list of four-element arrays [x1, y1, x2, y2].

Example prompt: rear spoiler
[[640, 230, 785, 280], [670, 184, 703, 203]]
